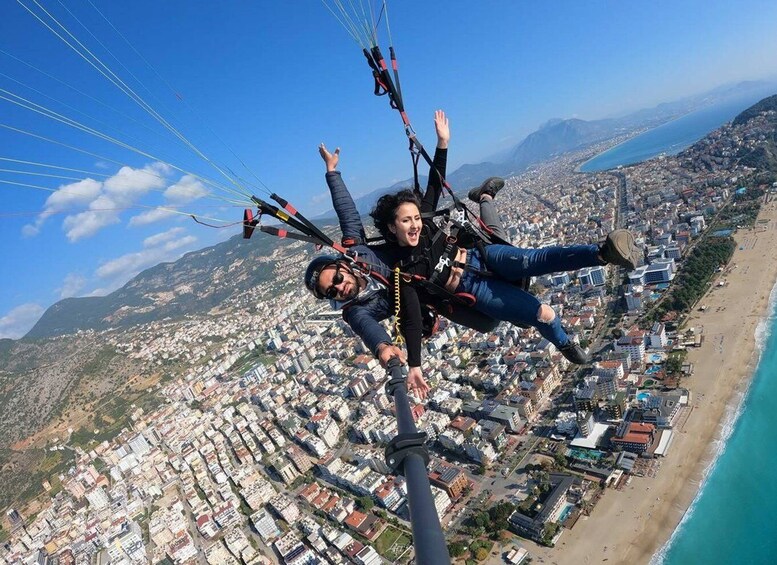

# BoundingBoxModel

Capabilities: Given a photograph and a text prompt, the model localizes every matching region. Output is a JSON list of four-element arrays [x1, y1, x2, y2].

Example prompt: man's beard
[[341, 275, 360, 300]]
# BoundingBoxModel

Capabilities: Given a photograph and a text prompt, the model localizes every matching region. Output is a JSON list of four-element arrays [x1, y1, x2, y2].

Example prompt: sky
[[1, 0, 777, 339]]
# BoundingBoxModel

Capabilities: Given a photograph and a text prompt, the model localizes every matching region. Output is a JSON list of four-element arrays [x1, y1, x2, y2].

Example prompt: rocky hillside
[[25, 224, 307, 339]]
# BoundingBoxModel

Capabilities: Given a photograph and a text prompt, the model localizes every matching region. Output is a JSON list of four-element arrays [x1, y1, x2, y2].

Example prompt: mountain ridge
[[330, 80, 777, 216]]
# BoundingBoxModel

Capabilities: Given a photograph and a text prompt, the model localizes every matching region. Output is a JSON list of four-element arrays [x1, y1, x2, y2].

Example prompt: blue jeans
[[458, 244, 601, 347]]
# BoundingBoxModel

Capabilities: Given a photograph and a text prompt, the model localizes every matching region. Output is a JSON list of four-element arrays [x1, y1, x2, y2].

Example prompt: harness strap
[[243, 209, 258, 239], [258, 226, 324, 246], [341, 236, 365, 247], [410, 139, 422, 196]]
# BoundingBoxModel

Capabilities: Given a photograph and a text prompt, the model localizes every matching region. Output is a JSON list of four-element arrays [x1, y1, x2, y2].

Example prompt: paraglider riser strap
[[385, 432, 430, 474]]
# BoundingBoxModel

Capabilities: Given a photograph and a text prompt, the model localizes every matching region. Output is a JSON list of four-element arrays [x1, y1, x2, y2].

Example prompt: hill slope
[[26, 228, 304, 339]]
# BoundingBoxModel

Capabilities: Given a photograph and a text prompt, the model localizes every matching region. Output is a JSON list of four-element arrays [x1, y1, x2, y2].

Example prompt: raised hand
[[319, 143, 340, 172], [434, 110, 449, 149]]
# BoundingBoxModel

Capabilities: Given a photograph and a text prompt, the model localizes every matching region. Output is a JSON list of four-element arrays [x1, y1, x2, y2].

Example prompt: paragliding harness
[[361, 44, 530, 294], [241, 192, 467, 339]]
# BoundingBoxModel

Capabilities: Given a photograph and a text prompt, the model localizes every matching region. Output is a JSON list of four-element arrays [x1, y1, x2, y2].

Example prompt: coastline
[[528, 199, 777, 565]]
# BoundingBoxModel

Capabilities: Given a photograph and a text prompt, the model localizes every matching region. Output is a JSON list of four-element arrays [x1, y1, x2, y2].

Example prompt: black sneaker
[[559, 342, 589, 364], [600, 229, 639, 271], [468, 177, 505, 203]]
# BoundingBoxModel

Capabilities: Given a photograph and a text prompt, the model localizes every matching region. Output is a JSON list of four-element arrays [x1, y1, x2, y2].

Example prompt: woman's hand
[[407, 366, 431, 400], [434, 110, 449, 149], [319, 143, 340, 172]]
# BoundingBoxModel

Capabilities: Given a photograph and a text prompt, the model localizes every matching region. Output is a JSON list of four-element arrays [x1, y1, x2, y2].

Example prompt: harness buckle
[[434, 255, 451, 272], [451, 207, 469, 227]]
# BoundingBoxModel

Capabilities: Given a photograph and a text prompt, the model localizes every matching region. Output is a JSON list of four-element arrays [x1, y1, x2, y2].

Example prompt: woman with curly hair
[[371, 110, 640, 392]]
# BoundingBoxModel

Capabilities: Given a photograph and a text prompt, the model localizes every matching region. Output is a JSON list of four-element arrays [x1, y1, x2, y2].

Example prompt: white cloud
[[23, 178, 102, 237], [142, 227, 185, 248], [102, 163, 167, 198], [95, 227, 198, 286], [58, 273, 87, 299], [22, 163, 172, 241], [128, 174, 209, 227], [62, 194, 122, 242], [128, 207, 176, 226], [165, 175, 208, 203], [0, 303, 45, 339], [63, 163, 170, 242]]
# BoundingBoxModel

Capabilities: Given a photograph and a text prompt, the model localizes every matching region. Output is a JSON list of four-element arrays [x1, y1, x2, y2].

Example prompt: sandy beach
[[528, 200, 777, 565]]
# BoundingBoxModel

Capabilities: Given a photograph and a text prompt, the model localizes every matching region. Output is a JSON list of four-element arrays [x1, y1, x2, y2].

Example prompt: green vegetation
[[234, 346, 276, 373], [471, 501, 516, 539], [665, 350, 687, 376], [713, 188, 765, 231], [229, 479, 253, 516], [733, 96, 777, 183], [448, 540, 467, 557], [357, 495, 375, 511], [733, 94, 777, 127], [4, 447, 77, 508], [468, 539, 494, 561], [649, 236, 736, 320], [0, 338, 14, 366], [79, 346, 118, 377], [70, 414, 128, 449], [135, 393, 165, 414], [70, 385, 164, 453], [374, 525, 412, 562], [539, 522, 562, 547]]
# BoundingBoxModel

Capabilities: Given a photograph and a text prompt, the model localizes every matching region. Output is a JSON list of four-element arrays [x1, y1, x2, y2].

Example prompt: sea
[[654, 282, 777, 564], [580, 88, 777, 563], [579, 91, 775, 173]]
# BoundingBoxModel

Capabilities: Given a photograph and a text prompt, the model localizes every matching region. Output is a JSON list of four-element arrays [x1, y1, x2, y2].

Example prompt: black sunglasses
[[321, 263, 345, 300]]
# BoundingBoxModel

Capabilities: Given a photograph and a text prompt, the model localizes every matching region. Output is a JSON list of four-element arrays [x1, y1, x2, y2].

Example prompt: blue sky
[[1, 0, 777, 339]]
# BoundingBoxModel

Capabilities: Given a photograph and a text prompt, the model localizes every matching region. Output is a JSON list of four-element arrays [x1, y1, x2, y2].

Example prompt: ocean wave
[[651, 278, 777, 565]]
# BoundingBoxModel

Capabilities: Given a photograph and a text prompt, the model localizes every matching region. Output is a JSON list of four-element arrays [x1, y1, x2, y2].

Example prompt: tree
[[474, 547, 489, 561], [357, 496, 374, 511], [448, 540, 467, 557], [473, 511, 490, 529], [665, 352, 685, 376]]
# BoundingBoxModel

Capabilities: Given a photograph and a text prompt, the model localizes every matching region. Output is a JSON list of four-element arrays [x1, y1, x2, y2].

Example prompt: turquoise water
[[637, 392, 652, 402], [656, 285, 777, 564], [558, 503, 574, 523], [566, 447, 605, 461], [580, 91, 776, 172]]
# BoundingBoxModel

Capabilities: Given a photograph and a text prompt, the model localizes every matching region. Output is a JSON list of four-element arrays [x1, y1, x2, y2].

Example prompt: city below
[[2, 96, 777, 565]]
